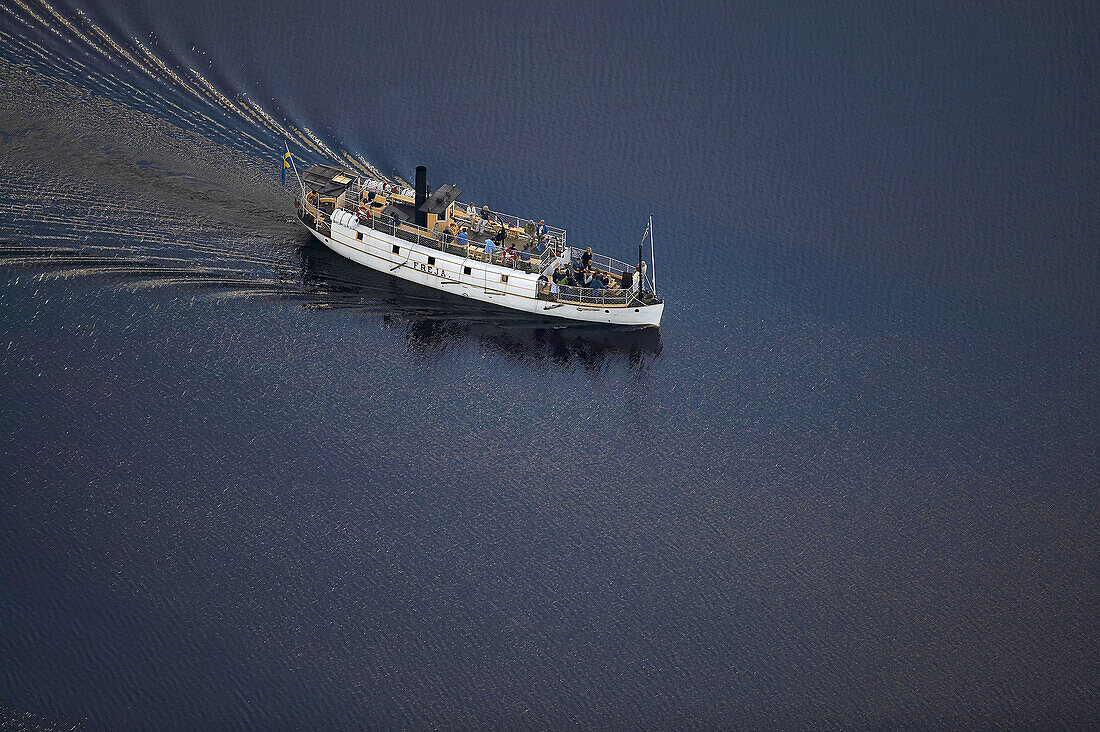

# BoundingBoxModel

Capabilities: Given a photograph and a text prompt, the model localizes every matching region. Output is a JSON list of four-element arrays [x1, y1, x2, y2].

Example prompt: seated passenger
[[456, 227, 469, 249], [476, 205, 491, 234]]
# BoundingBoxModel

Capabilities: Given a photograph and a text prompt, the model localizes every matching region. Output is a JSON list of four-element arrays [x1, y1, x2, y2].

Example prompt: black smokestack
[[414, 165, 427, 228]]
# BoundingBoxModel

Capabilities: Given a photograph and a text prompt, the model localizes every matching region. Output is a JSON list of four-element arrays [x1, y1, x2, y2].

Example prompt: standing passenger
[[572, 258, 585, 282]]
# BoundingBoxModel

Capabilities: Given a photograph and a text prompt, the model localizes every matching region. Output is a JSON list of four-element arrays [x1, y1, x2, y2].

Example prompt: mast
[[649, 213, 656, 297]]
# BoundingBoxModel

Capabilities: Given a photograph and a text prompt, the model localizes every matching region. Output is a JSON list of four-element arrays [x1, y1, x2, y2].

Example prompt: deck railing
[[552, 284, 635, 307]]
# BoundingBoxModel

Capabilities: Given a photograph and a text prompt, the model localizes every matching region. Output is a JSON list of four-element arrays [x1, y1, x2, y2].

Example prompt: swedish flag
[[281, 150, 292, 185]]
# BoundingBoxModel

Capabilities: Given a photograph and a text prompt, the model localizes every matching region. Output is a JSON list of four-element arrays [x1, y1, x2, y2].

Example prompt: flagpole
[[285, 141, 303, 194], [649, 213, 656, 297]]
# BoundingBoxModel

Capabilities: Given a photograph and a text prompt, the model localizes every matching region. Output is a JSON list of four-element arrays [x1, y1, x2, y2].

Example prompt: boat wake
[[0, 46, 313, 299], [0, 0, 372, 174], [0, 0, 390, 301], [0, 3, 662, 365]]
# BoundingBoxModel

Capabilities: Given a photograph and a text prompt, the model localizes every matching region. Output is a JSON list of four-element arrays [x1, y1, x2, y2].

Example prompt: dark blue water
[[2, 1, 1097, 727]]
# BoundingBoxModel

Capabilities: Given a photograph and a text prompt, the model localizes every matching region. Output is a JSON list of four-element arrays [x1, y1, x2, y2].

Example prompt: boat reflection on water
[[297, 238, 662, 372]]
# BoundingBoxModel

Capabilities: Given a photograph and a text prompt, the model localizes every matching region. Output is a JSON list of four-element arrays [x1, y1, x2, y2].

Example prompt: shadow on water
[[297, 237, 662, 373]]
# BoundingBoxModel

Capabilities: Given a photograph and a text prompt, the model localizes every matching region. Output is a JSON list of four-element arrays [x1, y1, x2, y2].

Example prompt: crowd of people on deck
[[450, 203, 556, 265], [451, 201, 650, 301], [542, 246, 646, 303]]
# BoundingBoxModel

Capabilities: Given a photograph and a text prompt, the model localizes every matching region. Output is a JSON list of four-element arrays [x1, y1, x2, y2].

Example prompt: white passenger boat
[[292, 158, 664, 326]]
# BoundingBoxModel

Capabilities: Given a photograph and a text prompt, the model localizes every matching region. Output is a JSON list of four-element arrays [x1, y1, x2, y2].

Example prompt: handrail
[[553, 284, 636, 307]]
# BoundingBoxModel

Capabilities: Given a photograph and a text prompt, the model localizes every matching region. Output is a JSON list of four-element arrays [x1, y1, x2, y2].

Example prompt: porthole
[[635, 309, 640, 312]]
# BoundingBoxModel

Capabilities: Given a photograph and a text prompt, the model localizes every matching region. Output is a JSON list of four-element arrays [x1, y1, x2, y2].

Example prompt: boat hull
[[302, 219, 664, 327]]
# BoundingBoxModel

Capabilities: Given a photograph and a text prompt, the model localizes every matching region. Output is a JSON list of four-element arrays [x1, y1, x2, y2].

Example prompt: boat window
[[427, 256, 435, 266], [392, 244, 400, 254], [463, 266, 471, 276], [356, 232, 363, 241], [501, 275, 508, 283]]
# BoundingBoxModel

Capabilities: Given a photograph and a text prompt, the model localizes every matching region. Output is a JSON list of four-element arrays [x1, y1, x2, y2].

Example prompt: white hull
[[303, 219, 664, 327]]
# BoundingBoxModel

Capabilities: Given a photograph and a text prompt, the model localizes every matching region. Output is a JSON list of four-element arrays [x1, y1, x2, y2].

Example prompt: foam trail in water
[[4, 0, 384, 177]]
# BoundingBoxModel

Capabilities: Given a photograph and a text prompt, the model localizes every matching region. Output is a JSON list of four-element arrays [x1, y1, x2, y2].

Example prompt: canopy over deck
[[419, 183, 461, 214], [302, 164, 358, 197], [383, 204, 411, 223]]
